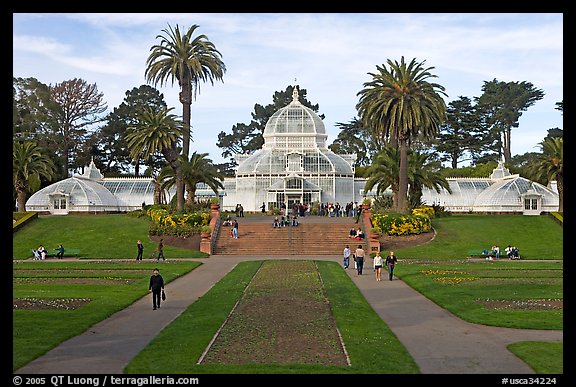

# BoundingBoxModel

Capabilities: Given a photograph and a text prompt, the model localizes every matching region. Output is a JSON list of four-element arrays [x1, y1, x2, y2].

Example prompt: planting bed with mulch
[[200, 260, 349, 366], [13, 298, 91, 310]]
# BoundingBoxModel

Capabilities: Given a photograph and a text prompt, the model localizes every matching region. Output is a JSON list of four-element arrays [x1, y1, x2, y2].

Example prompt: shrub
[[371, 212, 431, 236], [145, 206, 210, 237]]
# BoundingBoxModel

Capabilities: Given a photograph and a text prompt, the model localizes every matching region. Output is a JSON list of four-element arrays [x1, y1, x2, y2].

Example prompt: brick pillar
[[363, 207, 381, 254], [200, 205, 220, 255]]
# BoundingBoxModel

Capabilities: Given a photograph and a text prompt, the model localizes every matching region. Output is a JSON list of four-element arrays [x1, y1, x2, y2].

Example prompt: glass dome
[[473, 176, 558, 210], [262, 87, 328, 149], [237, 87, 354, 176], [236, 149, 353, 175], [26, 177, 119, 212], [421, 179, 491, 210]]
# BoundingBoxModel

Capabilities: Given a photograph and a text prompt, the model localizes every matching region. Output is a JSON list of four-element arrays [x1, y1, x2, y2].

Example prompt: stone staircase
[[212, 216, 370, 256]]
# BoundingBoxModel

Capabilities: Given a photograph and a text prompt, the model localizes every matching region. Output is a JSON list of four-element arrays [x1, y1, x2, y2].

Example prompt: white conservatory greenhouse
[[25, 86, 558, 216], [24, 159, 222, 214], [221, 87, 362, 212], [420, 159, 559, 215]]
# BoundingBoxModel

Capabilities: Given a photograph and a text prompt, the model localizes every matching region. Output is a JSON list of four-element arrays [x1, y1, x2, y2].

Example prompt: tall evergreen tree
[[96, 85, 168, 175], [475, 79, 544, 164]]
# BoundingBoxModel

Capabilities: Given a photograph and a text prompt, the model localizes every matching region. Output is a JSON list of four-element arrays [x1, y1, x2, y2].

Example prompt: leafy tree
[[440, 161, 499, 179], [217, 85, 323, 164], [555, 100, 563, 113], [145, 23, 226, 159], [97, 85, 168, 175], [544, 128, 563, 141], [13, 77, 58, 141], [433, 96, 492, 168], [159, 152, 224, 206], [357, 56, 447, 213], [13, 141, 57, 212], [328, 117, 382, 167], [530, 137, 563, 212], [126, 107, 185, 211], [475, 79, 544, 164], [49, 78, 107, 176]]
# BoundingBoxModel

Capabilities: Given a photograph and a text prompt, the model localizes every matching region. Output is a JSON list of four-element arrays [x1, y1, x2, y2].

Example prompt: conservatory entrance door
[[287, 194, 302, 210]]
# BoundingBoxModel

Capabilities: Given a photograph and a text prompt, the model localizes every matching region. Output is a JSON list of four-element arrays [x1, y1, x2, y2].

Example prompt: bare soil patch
[[200, 260, 348, 366], [477, 299, 563, 310], [13, 278, 136, 285], [13, 298, 91, 310], [378, 230, 435, 251]]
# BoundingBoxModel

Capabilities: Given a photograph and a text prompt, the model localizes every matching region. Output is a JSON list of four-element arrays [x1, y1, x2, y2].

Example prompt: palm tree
[[407, 151, 451, 208], [364, 146, 399, 198], [159, 152, 224, 206], [145, 23, 226, 159], [531, 137, 563, 212], [364, 146, 451, 210], [13, 141, 57, 212], [357, 56, 447, 213], [125, 107, 185, 211]]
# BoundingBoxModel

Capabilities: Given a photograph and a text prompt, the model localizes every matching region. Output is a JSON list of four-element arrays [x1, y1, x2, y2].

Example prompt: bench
[[50, 249, 81, 257]]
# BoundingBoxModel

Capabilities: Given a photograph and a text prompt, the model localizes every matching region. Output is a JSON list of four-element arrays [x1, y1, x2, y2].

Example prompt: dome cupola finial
[[292, 79, 299, 103]]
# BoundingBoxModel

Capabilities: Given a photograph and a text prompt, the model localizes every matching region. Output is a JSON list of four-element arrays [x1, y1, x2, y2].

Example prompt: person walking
[[261, 202, 266, 213], [136, 240, 144, 261], [232, 219, 239, 239], [55, 244, 65, 260], [355, 205, 362, 224], [343, 245, 351, 269], [373, 250, 383, 281], [385, 250, 398, 281], [148, 268, 165, 310], [355, 244, 365, 275], [157, 239, 165, 261]]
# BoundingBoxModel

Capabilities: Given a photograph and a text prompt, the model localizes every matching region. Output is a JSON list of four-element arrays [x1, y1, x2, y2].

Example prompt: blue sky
[[13, 13, 563, 165]]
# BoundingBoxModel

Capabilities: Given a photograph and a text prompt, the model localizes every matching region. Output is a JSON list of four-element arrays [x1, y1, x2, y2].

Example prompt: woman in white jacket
[[373, 251, 383, 281]]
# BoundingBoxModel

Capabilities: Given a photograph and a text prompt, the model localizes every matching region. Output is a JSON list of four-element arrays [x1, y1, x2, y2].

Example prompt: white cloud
[[13, 13, 563, 164]]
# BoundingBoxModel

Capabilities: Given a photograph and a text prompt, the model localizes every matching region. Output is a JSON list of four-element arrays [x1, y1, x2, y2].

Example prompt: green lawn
[[13, 213, 563, 373], [12, 260, 200, 371], [395, 261, 563, 330], [392, 214, 563, 260], [126, 260, 419, 374], [12, 214, 208, 259]]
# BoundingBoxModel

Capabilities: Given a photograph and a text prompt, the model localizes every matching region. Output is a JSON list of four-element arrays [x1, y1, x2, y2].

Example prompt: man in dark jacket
[[149, 268, 164, 310]]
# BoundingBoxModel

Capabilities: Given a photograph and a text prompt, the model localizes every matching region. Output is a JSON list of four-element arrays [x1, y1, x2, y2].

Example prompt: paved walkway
[[15, 254, 562, 375]]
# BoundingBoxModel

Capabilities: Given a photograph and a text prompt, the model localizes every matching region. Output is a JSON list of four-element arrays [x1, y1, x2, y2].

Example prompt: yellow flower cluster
[[412, 206, 435, 218], [433, 277, 480, 285], [145, 206, 210, 237], [420, 270, 466, 276], [372, 213, 431, 236]]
